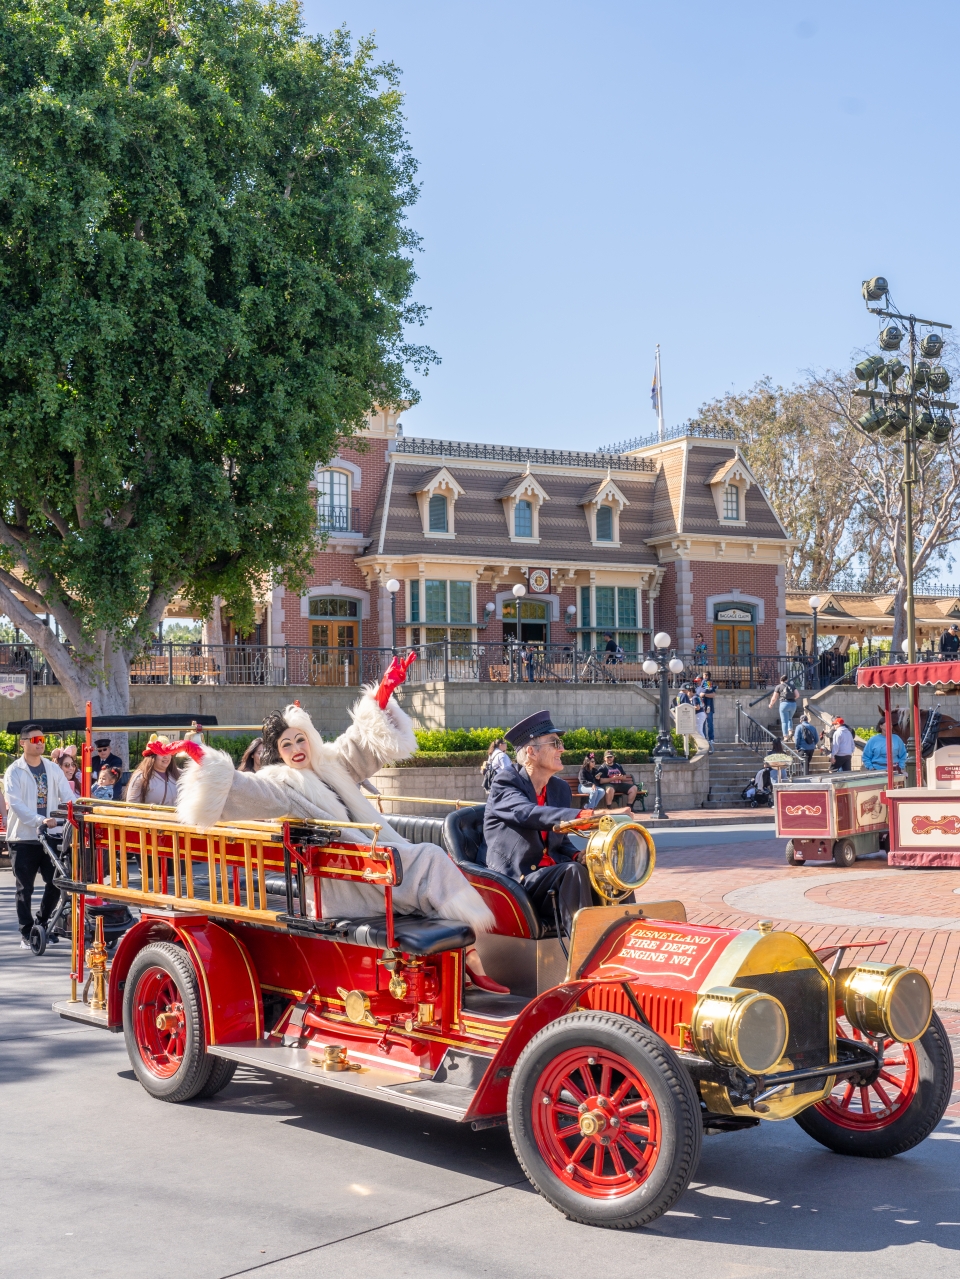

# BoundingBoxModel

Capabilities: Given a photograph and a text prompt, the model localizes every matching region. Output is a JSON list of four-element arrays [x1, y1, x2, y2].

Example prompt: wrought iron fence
[[316, 505, 361, 533]]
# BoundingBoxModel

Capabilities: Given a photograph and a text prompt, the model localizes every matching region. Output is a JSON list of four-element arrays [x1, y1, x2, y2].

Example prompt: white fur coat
[[177, 693, 493, 933]]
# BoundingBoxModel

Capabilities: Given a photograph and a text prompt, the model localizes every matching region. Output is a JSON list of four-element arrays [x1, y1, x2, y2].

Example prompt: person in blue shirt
[[861, 732, 907, 773]]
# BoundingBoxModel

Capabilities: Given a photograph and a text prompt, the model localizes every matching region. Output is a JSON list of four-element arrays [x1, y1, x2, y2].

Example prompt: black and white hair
[[259, 712, 291, 767]]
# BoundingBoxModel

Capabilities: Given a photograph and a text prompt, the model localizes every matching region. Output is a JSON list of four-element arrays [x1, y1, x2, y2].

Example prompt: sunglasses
[[25, 735, 45, 745], [533, 737, 564, 750]]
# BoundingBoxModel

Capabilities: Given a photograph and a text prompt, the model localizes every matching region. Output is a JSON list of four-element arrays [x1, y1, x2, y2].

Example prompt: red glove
[[144, 738, 205, 764], [375, 653, 416, 709]]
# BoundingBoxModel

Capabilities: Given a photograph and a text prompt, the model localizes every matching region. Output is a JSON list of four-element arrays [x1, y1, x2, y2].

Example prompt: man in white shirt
[[4, 724, 76, 951], [830, 718, 856, 772]]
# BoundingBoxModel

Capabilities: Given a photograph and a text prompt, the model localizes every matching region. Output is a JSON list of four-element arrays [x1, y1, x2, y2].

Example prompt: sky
[[299, 0, 960, 452]]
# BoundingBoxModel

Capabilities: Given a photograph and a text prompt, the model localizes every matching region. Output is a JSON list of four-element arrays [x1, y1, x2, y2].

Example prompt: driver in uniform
[[483, 711, 628, 938]]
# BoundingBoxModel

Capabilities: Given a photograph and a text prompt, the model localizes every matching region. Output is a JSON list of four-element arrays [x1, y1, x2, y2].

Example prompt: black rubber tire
[[795, 1014, 954, 1157], [833, 840, 857, 868], [785, 841, 798, 866], [123, 942, 215, 1103], [29, 923, 47, 956], [195, 1056, 238, 1099], [507, 1011, 702, 1229]]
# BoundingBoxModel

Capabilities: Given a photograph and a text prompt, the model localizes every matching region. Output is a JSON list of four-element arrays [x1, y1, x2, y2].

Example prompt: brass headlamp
[[581, 814, 656, 904], [691, 986, 789, 1075], [836, 963, 932, 1043]]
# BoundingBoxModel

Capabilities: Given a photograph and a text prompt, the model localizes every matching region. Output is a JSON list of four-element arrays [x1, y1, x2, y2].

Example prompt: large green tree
[[0, 0, 432, 714]]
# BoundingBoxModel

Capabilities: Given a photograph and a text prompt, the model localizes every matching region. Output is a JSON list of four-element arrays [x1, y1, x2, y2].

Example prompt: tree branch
[[0, 581, 86, 705], [40, 500, 72, 540]]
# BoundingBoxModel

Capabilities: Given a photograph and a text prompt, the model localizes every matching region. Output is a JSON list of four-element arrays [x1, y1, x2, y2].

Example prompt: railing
[[598, 423, 737, 454], [734, 701, 805, 777], [392, 436, 656, 472], [317, 505, 361, 534], [679, 653, 806, 689]]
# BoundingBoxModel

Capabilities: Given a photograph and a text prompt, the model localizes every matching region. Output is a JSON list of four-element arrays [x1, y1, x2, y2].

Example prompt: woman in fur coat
[[176, 685, 500, 973]]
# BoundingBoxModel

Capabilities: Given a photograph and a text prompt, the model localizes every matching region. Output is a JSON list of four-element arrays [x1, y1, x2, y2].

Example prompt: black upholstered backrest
[[443, 804, 487, 865], [386, 814, 448, 850]]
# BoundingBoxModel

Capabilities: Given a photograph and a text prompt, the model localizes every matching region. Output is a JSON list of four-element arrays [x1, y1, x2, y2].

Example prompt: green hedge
[[413, 727, 683, 754], [386, 748, 664, 769]]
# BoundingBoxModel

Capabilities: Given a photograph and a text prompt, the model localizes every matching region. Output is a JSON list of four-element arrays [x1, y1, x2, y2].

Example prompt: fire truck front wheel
[[508, 1011, 702, 1229], [123, 942, 215, 1102]]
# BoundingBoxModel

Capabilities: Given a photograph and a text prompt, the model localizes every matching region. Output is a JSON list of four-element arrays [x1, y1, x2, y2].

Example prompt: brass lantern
[[879, 325, 903, 351], [862, 276, 889, 301], [836, 963, 932, 1042], [879, 357, 905, 386], [920, 332, 944, 359], [855, 354, 885, 381], [929, 366, 951, 393], [556, 813, 656, 905]]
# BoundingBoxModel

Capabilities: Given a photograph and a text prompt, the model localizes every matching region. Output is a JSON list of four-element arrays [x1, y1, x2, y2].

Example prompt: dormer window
[[579, 474, 628, 547], [514, 499, 533, 538], [723, 484, 740, 521], [429, 493, 448, 532], [412, 467, 464, 539], [707, 454, 754, 526]]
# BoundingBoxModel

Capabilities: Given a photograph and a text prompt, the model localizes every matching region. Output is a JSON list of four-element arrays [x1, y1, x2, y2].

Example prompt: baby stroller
[[28, 822, 137, 956], [741, 766, 774, 809]]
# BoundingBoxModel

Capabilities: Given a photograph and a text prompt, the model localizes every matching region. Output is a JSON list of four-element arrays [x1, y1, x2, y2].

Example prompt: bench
[[130, 656, 221, 682]]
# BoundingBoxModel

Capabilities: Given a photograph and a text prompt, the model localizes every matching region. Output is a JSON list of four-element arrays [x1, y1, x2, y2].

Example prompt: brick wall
[[687, 560, 781, 653]]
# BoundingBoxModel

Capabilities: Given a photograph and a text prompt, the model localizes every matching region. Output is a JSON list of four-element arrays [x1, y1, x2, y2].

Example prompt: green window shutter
[[409, 581, 420, 623], [449, 581, 471, 624], [595, 586, 615, 629], [580, 585, 591, 627], [425, 580, 447, 624], [617, 587, 637, 629]]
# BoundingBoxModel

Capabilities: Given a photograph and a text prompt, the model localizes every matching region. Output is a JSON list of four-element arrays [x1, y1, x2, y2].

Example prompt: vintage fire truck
[[54, 792, 952, 1230]]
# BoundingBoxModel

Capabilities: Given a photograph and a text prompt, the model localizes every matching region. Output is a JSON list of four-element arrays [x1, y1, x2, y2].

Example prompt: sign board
[[715, 607, 753, 622], [528, 569, 551, 594], [0, 674, 26, 699], [673, 703, 697, 735]]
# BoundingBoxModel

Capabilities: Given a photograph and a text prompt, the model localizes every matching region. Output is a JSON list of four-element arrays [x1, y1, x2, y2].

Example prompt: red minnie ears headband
[[143, 737, 204, 763]]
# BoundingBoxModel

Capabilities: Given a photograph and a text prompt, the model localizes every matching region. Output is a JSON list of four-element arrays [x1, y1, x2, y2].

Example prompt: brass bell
[[862, 276, 888, 301], [920, 332, 944, 359], [855, 354, 885, 381], [857, 407, 887, 434], [929, 366, 951, 393], [915, 408, 935, 438], [879, 325, 903, 351], [879, 358, 905, 386]]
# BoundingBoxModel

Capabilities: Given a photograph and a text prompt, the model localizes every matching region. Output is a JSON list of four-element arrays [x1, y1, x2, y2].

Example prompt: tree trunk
[[71, 639, 133, 768], [203, 597, 224, 684]]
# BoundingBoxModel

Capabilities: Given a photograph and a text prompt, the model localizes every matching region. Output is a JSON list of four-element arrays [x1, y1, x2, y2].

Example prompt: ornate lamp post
[[808, 594, 822, 689], [642, 631, 684, 819], [386, 579, 400, 652]]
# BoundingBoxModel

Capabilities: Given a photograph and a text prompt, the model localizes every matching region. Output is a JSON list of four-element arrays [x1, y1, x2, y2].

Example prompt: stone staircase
[[703, 738, 835, 808]]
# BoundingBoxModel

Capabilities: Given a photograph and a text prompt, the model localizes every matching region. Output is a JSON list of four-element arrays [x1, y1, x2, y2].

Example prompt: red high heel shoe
[[465, 961, 510, 994]]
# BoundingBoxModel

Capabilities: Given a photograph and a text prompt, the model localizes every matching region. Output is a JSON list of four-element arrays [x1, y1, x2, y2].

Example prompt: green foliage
[[562, 727, 664, 753], [390, 751, 488, 768], [205, 733, 257, 764], [0, 731, 16, 754], [0, 1, 434, 706], [161, 622, 203, 645], [413, 727, 510, 752], [855, 727, 880, 740]]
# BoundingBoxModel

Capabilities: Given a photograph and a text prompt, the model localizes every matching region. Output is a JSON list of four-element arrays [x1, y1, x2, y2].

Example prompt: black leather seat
[[322, 914, 475, 954], [385, 814, 447, 848], [442, 804, 545, 939]]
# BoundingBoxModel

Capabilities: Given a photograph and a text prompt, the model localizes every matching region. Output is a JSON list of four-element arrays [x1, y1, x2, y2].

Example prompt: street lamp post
[[642, 631, 684, 820], [385, 579, 400, 653], [808, 594, 822, 689]]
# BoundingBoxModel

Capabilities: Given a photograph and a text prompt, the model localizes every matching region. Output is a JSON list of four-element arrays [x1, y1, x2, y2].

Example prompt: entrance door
[[310, 622, 358, 685], [714, 625, 754, 656]]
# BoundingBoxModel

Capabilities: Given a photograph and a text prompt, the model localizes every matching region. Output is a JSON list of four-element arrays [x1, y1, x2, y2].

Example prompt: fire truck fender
[[465, 979, 597, 1121], [107, 916, 263, 1045]]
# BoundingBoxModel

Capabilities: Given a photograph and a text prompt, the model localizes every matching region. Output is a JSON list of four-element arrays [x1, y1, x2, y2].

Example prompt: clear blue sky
[[301, 1, 960, 451]]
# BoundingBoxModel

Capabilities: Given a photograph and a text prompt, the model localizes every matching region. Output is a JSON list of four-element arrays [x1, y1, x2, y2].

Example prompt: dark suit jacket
[[483, 763, 581, 882]]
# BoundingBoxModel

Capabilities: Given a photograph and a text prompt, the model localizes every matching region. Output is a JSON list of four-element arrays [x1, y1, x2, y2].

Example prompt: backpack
[[781, 681, 798, 702]]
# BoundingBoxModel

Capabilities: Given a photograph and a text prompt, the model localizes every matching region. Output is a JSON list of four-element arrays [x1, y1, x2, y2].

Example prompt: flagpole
[[655, 344, 664, 442]]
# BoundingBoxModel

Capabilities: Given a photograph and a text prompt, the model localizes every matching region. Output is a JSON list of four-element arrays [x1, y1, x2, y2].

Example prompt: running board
[[207, 1041, 479, 1121], [52, 1000, 119, 1032]]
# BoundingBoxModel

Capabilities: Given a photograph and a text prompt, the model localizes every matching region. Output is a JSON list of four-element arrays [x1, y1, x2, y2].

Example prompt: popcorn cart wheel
[[508, 1010, 702, 1229], [795, 1013, 953, 1158]]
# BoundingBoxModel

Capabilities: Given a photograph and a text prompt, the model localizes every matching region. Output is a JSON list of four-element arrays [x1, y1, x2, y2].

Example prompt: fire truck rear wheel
[[508, 1011, 702, 1229], [123, 942, 215, 1103]]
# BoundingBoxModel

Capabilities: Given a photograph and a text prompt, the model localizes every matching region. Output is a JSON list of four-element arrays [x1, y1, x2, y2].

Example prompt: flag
[[651, 365, 659, 413]]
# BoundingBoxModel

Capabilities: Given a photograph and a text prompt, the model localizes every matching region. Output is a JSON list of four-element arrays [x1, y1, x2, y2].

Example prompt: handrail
[[734, 701, 805, 776]]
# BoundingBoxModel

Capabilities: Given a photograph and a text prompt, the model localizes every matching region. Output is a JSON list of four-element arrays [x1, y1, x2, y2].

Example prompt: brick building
[[264, 417, 791, 662]]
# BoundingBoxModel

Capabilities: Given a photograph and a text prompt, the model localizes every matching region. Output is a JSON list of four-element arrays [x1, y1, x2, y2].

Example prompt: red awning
[[857, 661, 960, 689]]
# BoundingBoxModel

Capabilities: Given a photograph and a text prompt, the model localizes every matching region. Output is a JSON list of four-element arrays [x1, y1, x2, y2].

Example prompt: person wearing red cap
[[830, 717, 855, 772]]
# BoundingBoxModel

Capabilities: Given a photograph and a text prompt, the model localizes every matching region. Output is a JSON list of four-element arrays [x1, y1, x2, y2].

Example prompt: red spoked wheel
[[816, 1020, 918, 1130], [133, 967, 187, 1079], [532, 1047, 661, 1197], [509, 1012, 701, 1229], [122, 942, 216, 1102], [795, 1012, 953, 1157]]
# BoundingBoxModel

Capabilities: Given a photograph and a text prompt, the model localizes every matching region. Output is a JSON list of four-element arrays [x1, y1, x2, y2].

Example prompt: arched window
[[595, 505, 614, 541], [317, 469, 351, 531], [723, 484, 740, 520], [514, 499, 533, 538], [428, 493, 448, 532]]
